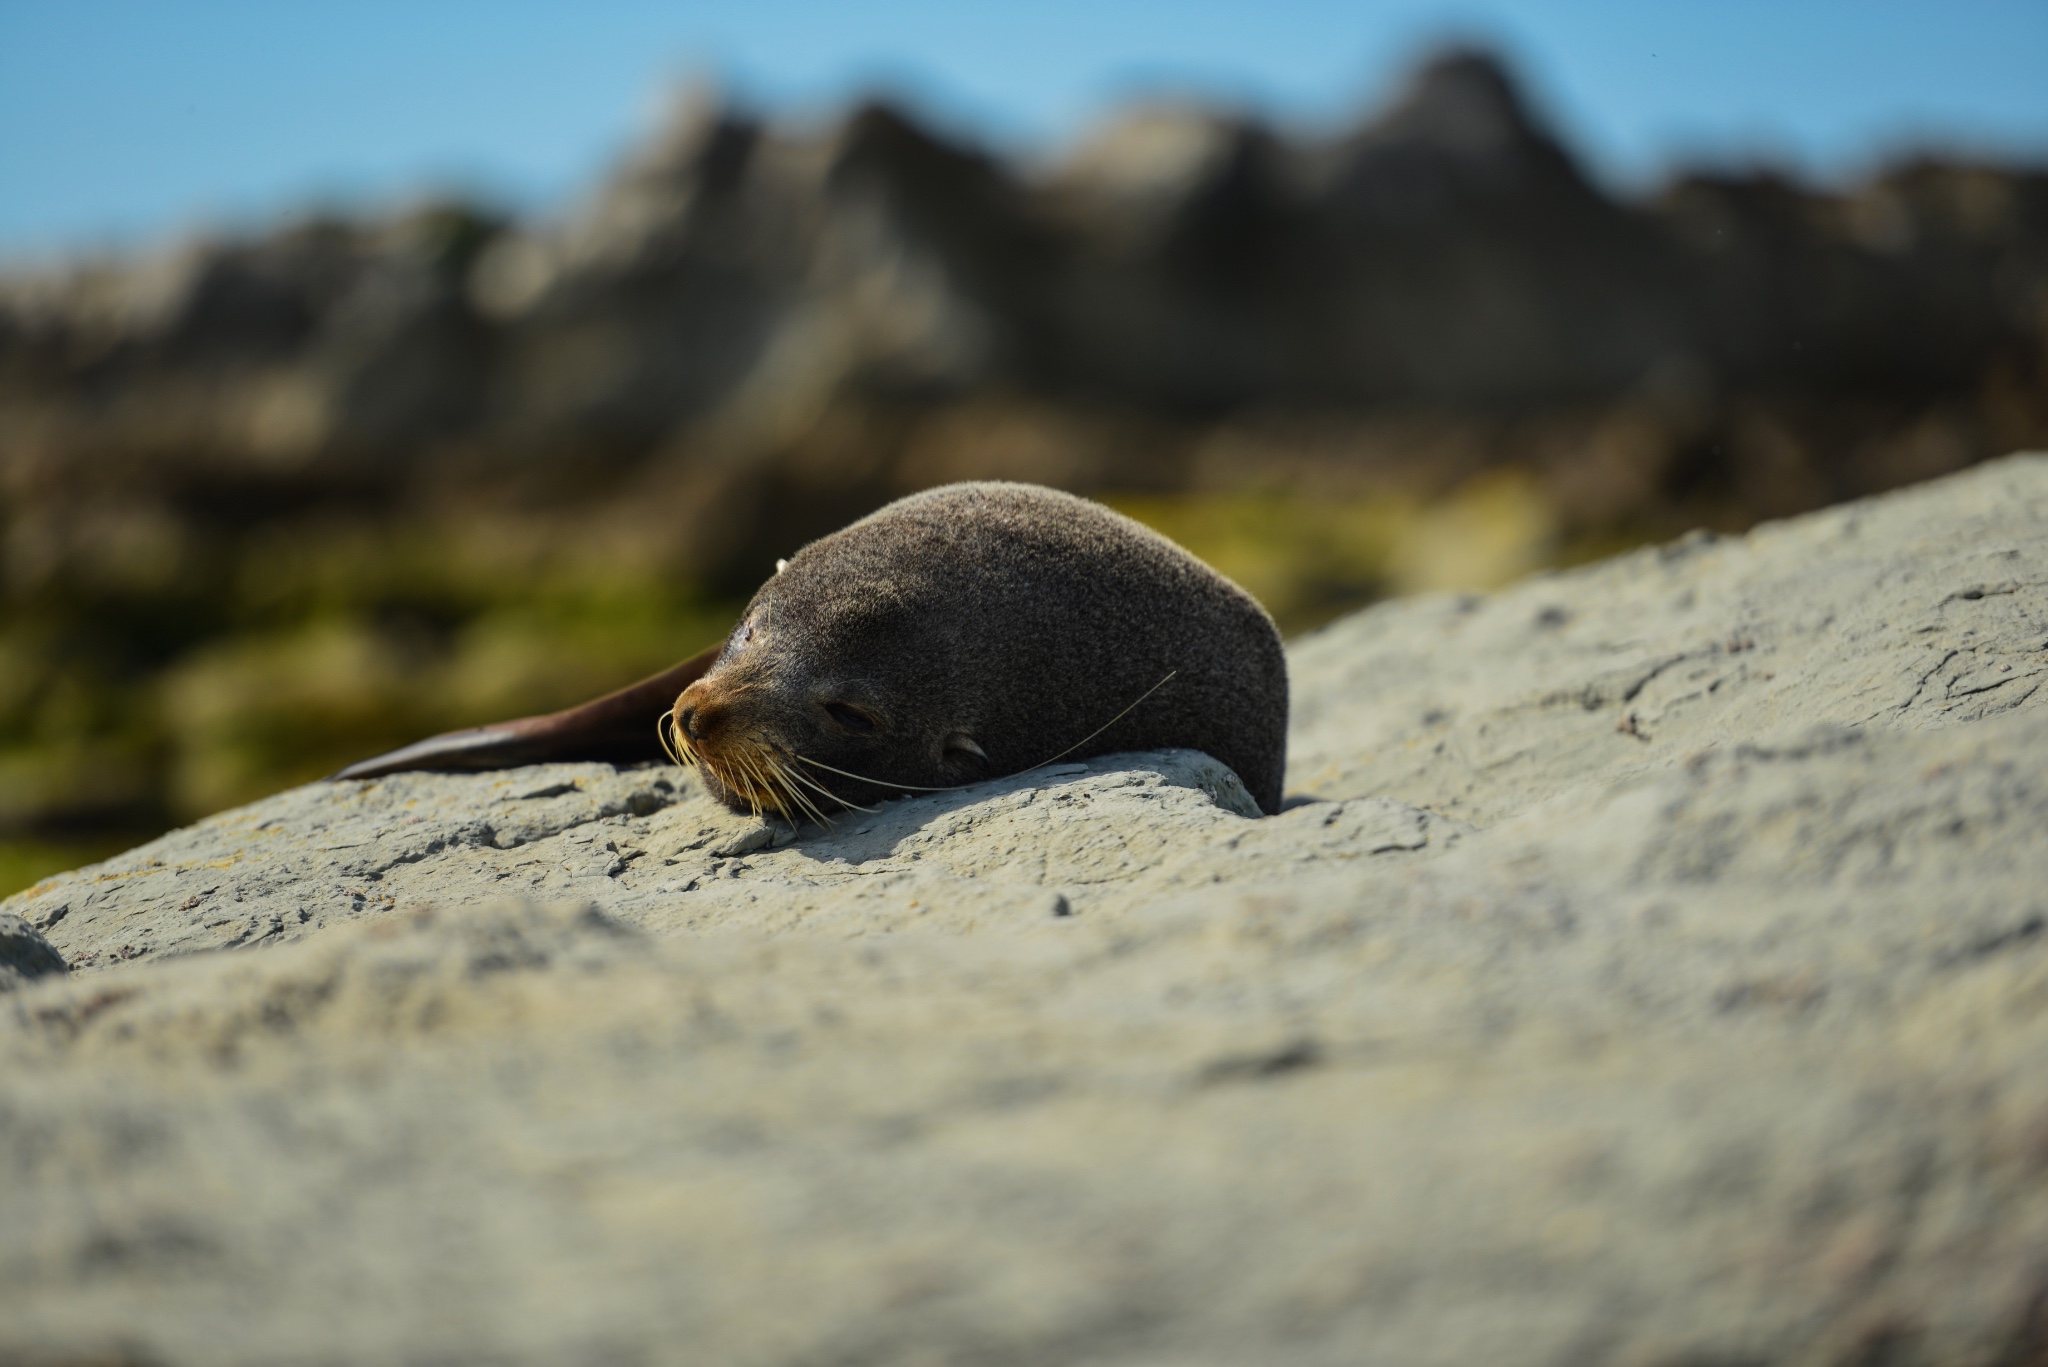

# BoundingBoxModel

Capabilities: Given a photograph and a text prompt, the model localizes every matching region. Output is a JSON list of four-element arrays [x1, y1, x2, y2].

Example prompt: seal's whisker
[[1013, 669, 1177, 776], [755, 750, 809, 821], [791, 775, 874, 817], [791, 669, 1180, 796], [767, 771, 812, 829], [723, 750, 760, 817], [739, 752, 775, 819], [791, 754, 976, 792], [663, 710, 700, 770], [766, 756, 834, 828], [772, 756, 837, 827], [744, 750, 790, 822], [790, 772, 851, 823], [775, 782, 822, 829], [777, 757, 879, 814]]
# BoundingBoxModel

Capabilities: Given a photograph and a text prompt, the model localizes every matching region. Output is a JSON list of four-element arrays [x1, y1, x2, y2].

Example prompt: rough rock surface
[[0, 912, 67, 991], [5, 455, 2048, 1366]]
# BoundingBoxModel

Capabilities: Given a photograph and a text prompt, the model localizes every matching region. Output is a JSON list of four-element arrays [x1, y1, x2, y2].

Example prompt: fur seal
[[335, 482, 1288, 815]]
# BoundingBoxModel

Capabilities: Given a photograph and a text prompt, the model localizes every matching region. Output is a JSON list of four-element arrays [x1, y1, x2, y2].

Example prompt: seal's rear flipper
[[330, 643, 722, 781]]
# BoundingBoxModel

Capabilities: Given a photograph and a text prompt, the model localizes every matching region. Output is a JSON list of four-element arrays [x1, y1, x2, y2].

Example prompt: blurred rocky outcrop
[[5, 49, 2044, 496]]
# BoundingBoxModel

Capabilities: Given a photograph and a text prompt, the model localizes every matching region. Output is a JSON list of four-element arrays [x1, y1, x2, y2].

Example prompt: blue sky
[[2, 0, 2045, 261]]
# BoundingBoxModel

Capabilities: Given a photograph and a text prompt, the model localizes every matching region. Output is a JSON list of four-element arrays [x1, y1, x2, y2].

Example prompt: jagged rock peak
[[1322, 46, 1591, 202], [1376, 47, 1555, 156], [617, 80, 761, 189], [1051, 104, 1266, 196]]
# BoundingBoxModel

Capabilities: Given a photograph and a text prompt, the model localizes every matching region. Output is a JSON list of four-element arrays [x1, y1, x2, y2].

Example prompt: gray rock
[[9, 747, 1297, 968], [1289, 449, 2048, 822], [0, 912, 67, 990], [4, 455, 2048, 1366]]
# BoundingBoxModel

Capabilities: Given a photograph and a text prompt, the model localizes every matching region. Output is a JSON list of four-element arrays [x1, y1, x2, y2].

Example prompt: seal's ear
[[330, 642, 724, 781]]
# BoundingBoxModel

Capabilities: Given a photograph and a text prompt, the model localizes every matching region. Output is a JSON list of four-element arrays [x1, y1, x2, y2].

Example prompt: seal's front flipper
[[330, 643, 722, 781]]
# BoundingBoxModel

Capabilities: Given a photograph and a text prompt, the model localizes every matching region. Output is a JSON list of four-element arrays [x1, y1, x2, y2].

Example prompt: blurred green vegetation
[[0, 511, 743, 897], [1109, 467, 1564, 633], [0, 473, 1593, 898]]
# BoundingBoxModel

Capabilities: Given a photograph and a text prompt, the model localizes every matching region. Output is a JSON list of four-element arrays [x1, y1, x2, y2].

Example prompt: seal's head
[[663, 481, 1288, 819], [663, 566, 996, 821]]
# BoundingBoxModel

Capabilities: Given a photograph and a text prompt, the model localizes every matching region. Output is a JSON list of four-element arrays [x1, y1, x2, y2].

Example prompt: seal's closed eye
[[824, 703, 876, 733]]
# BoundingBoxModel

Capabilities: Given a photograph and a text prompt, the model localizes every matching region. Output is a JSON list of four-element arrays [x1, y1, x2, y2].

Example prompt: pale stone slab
[[4, 456, 2047, 1366]]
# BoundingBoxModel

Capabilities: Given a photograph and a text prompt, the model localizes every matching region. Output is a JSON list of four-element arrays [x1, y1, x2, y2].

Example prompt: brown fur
[[670, 482, 1288, 816]]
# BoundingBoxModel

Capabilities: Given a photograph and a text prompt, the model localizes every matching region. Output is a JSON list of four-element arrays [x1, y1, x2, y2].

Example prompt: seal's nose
[[675, 677, 727, 742]]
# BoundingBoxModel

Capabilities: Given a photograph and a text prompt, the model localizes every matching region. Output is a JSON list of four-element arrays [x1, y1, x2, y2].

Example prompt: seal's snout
[[674, 670, 787, 758], [674, 677, 733, 745], [668, 672, 810, 821]]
